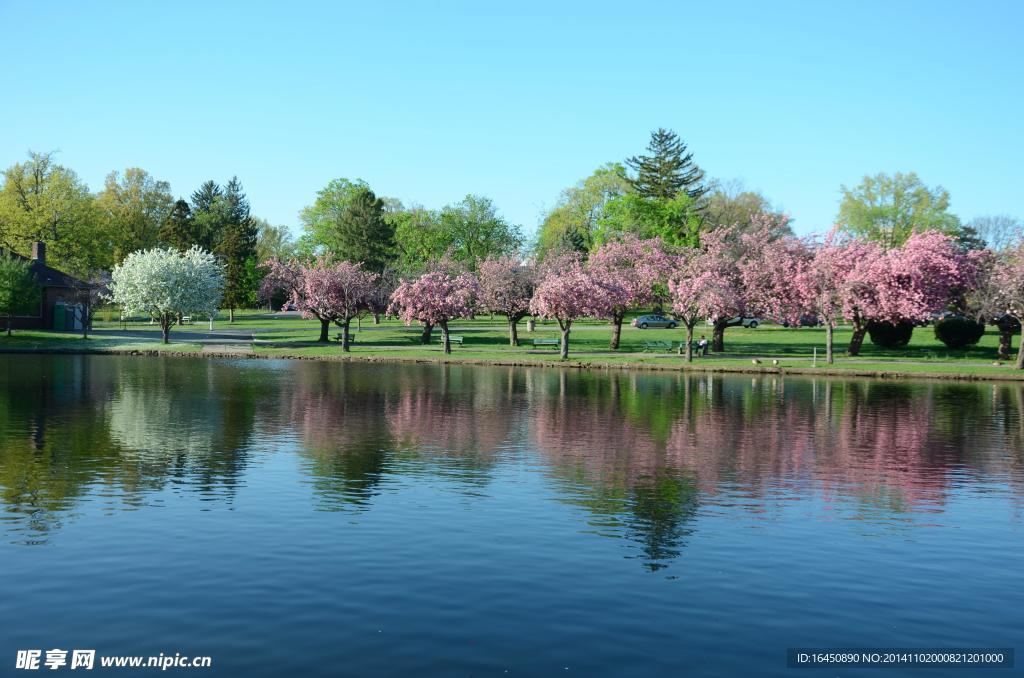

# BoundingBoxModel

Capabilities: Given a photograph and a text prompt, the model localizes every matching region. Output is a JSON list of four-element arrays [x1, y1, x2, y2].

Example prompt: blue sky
[[1, 0, 1021, 239]]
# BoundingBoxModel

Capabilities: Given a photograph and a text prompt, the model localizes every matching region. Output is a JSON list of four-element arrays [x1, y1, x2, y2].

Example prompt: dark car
[[782, 315, 822, 328]]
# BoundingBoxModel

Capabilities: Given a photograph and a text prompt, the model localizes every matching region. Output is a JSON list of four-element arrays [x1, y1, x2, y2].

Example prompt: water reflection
[[0, 357, 1022, 570]]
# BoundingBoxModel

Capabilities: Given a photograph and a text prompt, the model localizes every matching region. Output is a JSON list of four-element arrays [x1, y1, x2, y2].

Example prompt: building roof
[[0, 249, 85, 289]]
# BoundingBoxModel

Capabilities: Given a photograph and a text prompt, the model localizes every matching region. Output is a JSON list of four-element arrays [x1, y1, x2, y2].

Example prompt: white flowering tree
[[109, 247, 224, 343]]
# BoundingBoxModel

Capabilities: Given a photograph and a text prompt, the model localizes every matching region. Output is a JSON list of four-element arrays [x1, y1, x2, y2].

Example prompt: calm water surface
[[0, 356, 1022, 677]]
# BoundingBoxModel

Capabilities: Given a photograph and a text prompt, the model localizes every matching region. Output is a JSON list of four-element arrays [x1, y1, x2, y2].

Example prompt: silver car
[[631, 314, 678, 329]]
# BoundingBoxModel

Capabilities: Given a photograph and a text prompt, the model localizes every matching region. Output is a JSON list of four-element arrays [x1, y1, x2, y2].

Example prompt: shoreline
[[3, 345, 1023, 382]]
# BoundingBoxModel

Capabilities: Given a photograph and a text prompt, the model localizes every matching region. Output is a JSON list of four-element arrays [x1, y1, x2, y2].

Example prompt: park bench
[[532, 338, 560, 349], [181, 315, 192, 324], [438, 335, 464, 346], [643, 340, 673, 352], [335, 332, 356, 344]]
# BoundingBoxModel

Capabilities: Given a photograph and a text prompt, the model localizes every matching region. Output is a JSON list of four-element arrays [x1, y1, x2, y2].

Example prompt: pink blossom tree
[[530, 256, 617, 359], [389, 270, 479, 354], [841, 231, 974, 355], [260, 257, 377, 349], [478, 254, 536, 346], [329, 261, 379, 351], [967, 243, 1024, 366], [362, 266, 399, 326], [668, 251, 738, 362], [792, 231, 876, 364], [587, 235, 674, 349]]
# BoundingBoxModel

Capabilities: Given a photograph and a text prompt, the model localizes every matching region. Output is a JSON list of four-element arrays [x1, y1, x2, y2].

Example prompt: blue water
[[0, 356, 1021, 676]]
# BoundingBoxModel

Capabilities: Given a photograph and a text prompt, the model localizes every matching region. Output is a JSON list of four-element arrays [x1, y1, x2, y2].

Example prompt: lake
[[0, 355, 1021, 676]]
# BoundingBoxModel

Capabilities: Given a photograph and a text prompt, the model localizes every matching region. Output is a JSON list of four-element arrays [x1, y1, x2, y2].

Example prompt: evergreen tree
[[189, 180, 223, 251], [626, 128, 708, 202], [159, 199, 196, 251], [215, 177, 258, 321], [335, 187, 396, 273]]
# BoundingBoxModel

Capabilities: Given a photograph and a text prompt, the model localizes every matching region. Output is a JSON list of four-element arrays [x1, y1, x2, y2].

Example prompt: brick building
[[0, 242, 86, 331]]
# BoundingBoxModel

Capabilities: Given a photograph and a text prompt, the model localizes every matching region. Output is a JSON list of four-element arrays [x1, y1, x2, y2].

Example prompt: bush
[[867, 320, 914, 348], [934, 316, 985, 348]]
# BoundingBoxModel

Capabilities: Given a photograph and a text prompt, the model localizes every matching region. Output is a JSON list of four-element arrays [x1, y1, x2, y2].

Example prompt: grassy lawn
[[3, 308, 1020, 379]]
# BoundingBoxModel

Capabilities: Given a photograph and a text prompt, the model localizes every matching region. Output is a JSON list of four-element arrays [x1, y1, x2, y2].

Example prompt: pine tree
[[159, 199, 195, 251], [626, 128, 708, 202], [215, 177, 258, 322], [189, 180, 223, 251], [335, 187, 396, 273]]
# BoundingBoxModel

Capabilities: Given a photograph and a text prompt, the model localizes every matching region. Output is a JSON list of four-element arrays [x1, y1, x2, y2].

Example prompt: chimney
[[32, 241, 46, 265]]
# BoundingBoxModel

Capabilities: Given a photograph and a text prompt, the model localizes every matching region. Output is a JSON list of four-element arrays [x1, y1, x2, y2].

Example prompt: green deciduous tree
[[253, 218, 295, 263], [298, 178, 372, 258], [436, 194, 522, 268], [0, 255, 42, 336], [625, 128, 708, 202], [837, 171, 961, 250], [96, 168, 173, 261], [388, 204, 447, 273], [0, 151, 106, 274], [535, 163, 631, 257], [702, 179, 792, 236], [597, 193, 702, 247]]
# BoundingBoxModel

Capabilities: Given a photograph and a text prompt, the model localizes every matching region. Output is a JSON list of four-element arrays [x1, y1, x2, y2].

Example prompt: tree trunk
[[508, 317, 519, 346], [341, 318, 352, 352], [318, 318, 330, 343], [683, 324, 694, 362], [559, 321, 571, 360], [1016, 333, 1024, 370], [440, 321, 451, 354], [420, 322, 433, 345], [712, 320, 727, 352], [177, 311, 183, 325], [373, 313, 381, 325], [81, 310, 89, 340], [229, 307, 235, 323], [825, 322, 834, 364], [847, 316, 867, 356], [997, 320, 1014, 360], [5, 314, 11, 336], [161, 314, 171, 344], [610, 311, 624, 350]]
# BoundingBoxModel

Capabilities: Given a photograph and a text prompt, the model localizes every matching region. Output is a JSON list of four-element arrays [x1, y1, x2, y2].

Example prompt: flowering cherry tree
[[966, 243, 1024, 366], [478, 254, 536, 346], [588, 235, 673, 349], [108, 246, 223, 344], [692, 224, 751, 352], [530, 256, 617, 359], [363, 266, 399, 325], [389, 270, 479, 353], [329, 261, 379, 351], [261, 257, 377, 348], [668, 250, 737, 362], [841, 231, 974, 355]]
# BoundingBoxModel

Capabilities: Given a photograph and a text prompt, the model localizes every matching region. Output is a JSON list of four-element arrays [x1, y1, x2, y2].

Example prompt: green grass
[[4, 309, 1020, 379]]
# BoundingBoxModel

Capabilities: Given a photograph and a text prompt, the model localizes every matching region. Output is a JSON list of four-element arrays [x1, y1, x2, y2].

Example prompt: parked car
[[632, 314, 678, 329], [782, 314, 823, 328], [706, 316, 761, 328]]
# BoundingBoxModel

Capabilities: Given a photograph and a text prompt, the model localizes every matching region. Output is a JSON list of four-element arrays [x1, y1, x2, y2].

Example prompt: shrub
[[867, 320, 914, 348], [934, 316, 985, 348]]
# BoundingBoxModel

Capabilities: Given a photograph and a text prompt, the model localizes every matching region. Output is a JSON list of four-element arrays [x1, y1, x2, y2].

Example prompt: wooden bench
[[643, 340, 673, 352], [335, 332, 356, 343], [532, 338, 560, 349], [438, 335, 464, 346]]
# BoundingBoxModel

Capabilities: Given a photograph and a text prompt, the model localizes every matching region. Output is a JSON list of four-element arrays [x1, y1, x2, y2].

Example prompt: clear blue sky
[[1, 0, 1021, 239]]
